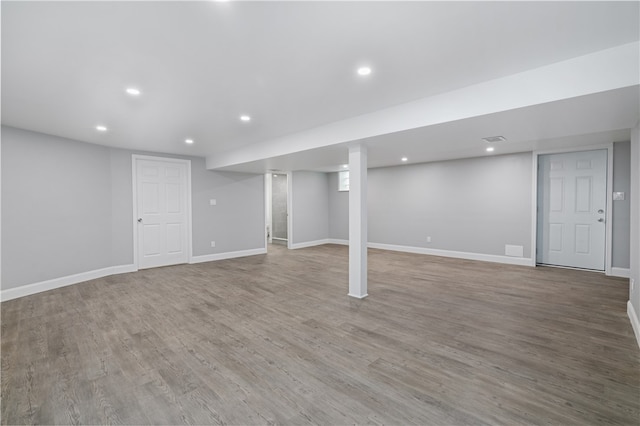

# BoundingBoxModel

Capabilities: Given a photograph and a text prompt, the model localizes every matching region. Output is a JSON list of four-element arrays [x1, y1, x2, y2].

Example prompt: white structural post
[[348, 145, 368, 298]]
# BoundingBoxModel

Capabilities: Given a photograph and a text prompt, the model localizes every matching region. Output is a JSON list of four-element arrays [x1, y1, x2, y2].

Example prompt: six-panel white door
[[136, 158, 189, 269], [537, 149, 607, 270]]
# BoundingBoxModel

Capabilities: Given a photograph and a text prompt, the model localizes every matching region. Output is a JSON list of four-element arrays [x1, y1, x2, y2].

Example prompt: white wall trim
[[328, 238, 349, 246], [132, 155, 193, 269], [627, 300, 640, 349], [611, 267, 631, 278], [0, 264, 137, 302], [290, 239, 331, 250], [605, 144, 614, 276], [190, 248, 267, 264], [368, 242, 535, 267]]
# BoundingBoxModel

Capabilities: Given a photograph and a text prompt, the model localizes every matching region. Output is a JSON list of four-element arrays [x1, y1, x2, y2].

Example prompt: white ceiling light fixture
[[401, 156, 408, 162], [125, 87, 141, 96], [486, 146, 495, 152], [96, 125, 107, 132], [357, 66, 372, 76], [185, 138, 194, 144], [240, 115, 251, 122], [342, 164, 348, 169]]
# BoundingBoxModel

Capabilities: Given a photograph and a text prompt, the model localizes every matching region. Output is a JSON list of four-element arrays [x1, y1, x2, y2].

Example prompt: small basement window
[[338, 170, 349, 191]]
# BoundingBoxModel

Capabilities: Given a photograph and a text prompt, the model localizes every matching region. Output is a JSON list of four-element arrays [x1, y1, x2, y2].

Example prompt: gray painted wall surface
[[2, 126, 264, 290], [291, 171, 329, 244], [328, 172, 349, 240], [2, 126, 113, 289], [367, 153, 532, 257], [612, 141, 631, 269], [328, 154, 533, 256], [629, 123, 639, 317], [189, 159, 264, 255]]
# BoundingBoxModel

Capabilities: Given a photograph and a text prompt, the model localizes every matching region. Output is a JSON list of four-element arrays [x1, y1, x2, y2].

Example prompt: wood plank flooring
[[2, 244, 639, 425]]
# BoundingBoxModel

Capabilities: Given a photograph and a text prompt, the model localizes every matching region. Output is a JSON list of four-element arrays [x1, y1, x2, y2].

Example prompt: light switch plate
[[613, 192, 625, 201], [210, 199, 217, 205]]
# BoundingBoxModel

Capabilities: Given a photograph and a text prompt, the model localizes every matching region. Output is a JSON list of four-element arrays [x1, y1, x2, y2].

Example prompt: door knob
[[597, 209, 604, 214], [137, 218, 143, 223], [598, 218, 604, 222]]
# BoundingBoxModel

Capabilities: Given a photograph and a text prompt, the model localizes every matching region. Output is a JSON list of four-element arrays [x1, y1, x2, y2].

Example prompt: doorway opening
[[266, 172, 290, 249]]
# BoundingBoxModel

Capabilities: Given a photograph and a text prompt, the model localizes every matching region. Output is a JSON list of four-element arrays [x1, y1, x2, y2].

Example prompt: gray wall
[[328, 153, 533, 256], [328, 172, 349, 240], [189, 162, 264, 255], [2, 126, 264, 290], [2, 126, 114, 288], [612, 141, 631, 269], [291, 171, 329, 245], [367, 153, 532, 257]]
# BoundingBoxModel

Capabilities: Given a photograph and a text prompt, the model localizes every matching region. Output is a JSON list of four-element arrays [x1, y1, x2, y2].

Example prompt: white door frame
[[132, 154, 193, 270], [264, 173, 272, 247], [531, 143, 614, 275], [264, 171, 293, 249], [287, 171, 293, 249]]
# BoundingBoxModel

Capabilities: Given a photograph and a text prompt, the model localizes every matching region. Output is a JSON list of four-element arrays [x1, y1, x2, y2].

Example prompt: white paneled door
[[135, 158, 189, 269], [537, 149, 607, 270]]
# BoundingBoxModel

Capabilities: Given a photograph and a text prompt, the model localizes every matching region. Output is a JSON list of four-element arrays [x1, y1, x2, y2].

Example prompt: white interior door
[[537, 149, 607, 270], [135, 158, 189, 269]]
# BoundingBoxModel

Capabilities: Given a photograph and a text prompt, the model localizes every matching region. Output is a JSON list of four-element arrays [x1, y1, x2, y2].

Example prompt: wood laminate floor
[[1, 244, 639, 425]]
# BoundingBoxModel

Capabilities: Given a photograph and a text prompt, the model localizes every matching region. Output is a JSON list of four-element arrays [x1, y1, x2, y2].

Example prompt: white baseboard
[[1, 264, 137, 302], [190, 247, 267, 264], [348, 293, 368, 299], [627, 301, 640, 349], [610, 267, 631, 278], [289, 239, 533, 266], [367, 242, 534, 267], [289, 239, 331, 250]]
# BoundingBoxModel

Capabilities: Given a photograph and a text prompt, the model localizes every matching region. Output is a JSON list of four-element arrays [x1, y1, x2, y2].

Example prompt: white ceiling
[[2, 1, 639, 172]]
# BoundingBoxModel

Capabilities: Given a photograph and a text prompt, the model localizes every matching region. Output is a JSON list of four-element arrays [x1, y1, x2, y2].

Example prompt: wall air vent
[[482, 136, 507, 143]]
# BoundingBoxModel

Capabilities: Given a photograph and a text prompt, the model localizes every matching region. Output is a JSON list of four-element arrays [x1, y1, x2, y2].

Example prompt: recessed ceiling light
[[185, 139, 194, 144], [486, 146, 495, 152], [126, 87, 141, 96], [357, 66, 372, 76], [240, 115, 251, 122], [96, 125, 107, 132], [401, 157, 408, 162]]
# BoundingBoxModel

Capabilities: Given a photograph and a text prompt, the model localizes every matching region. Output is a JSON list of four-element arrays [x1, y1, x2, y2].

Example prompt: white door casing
[[537, 149, 607, 270], [133, 156, 190, 269]]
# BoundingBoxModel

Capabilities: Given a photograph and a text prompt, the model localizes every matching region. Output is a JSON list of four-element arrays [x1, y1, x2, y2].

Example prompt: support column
[[348, 145, 368, 298]]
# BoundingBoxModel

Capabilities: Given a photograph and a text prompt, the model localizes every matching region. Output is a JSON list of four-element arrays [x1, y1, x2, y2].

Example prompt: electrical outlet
[[427, 236, 432, 243], [211, 241, 216, 248]]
